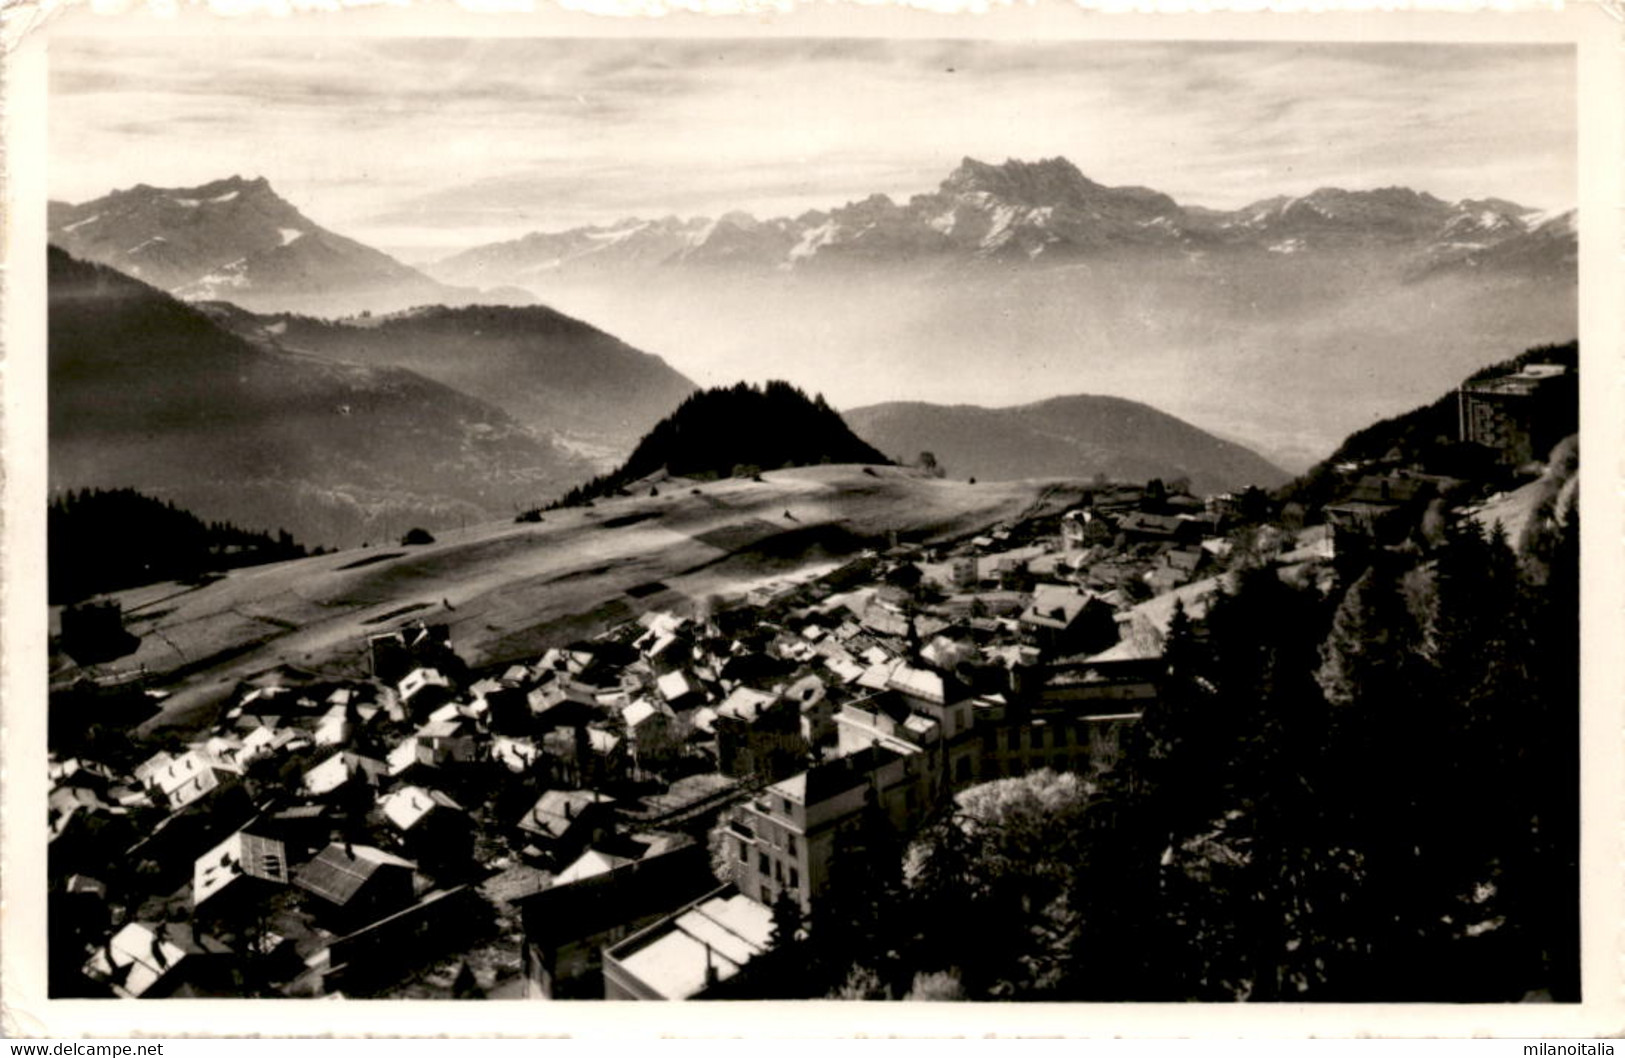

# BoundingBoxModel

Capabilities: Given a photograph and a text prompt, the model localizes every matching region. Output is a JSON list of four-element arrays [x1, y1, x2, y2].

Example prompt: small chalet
[[1145, 549, 1206, 596], [634, 616, 693, 673], [622, 699, 681, 769], [310, 705, 351, 748], [656, 670, 707, 712], [823, 654, 866, 685], [303, 751, 388, 799], [528, 679, 600, 732], [1019, 584, 1118, 657], [379, 785, 471, 870], [82, 921, 238, 999], [239, 724, 297, 764], [1116, 511, 1202, 545], [293, 842, 417, 928], [146, 750, 242, 813], [491, 736, 544, 774], [398, 667, 455, 718], [717, 651, 795, 692], [781, 673, 835, 747], [415, 716, 480, 766], [516, 790, 617, 866], [472, 678, 532, 735], [586, 728, 628, 783], [714, 688, 803, 782], [554, 847, 639, 886], [193, 830, 289, 914]]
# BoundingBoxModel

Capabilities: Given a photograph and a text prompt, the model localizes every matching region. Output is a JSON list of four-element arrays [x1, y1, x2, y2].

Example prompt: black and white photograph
[[6, 9, 1616, 1033]]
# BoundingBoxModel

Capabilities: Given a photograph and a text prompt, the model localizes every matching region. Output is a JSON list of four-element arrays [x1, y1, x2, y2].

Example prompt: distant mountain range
[[48, 246, 593, 547], [415, 157, 1574, 472], [198, 301, 697, 466], [46, 159, 1576, 503], [49, 176, 536, 317], [844, 396, 1289, 496], [429, 157, 1576, 285]]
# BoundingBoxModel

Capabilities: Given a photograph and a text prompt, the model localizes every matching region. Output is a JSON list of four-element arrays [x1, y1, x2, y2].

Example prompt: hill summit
[[552, 380, 891, 506], [844, 394, 1289, 494]]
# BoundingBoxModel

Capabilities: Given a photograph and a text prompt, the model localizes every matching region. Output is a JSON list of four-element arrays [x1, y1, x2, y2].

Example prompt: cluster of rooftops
[[52, 479, 1356, 999]]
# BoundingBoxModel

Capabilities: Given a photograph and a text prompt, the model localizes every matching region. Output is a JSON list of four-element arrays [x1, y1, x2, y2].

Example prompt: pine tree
[[1315, 560, 1419, 710]]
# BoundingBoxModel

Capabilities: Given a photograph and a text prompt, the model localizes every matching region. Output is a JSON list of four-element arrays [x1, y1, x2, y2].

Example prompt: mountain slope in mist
[[48, 246, 590, 547], [845, 395, 1289, 495], [200, 301, 698, 467]]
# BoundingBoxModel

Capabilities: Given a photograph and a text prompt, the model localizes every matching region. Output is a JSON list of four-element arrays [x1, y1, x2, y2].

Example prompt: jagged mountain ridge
[[430, 156, 1575, 285], [197, 301, 699, 468], [49, 176, 536, 317], [843, 395, 1289, 496], [48, 246, 592, 548]]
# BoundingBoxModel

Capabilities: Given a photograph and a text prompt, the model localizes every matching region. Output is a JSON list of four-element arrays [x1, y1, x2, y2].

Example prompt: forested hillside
[[48, 246, 585, 548], [48, 487, 310, 603], [205, 301, 697, 464], [549, 381, 891, 508], [1279, 340, 1577, 513]]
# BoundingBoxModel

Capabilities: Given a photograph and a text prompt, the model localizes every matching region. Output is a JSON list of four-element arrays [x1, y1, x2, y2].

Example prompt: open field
[[55, 466, 1087, 734]]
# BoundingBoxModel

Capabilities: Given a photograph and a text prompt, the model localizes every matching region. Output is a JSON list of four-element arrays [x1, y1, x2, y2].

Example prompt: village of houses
[[46, 477, 1349, 1002], [50, 356, 1567, 1002]]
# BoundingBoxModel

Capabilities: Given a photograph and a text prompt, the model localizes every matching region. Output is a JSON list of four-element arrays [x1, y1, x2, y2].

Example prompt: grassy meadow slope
[[64, 466, 1087, 733]]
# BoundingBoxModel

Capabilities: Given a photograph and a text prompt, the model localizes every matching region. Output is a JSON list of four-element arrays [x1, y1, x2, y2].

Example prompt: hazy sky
[[50, 37, 1575, 257]]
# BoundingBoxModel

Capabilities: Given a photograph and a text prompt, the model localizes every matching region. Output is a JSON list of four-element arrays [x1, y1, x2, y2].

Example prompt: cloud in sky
[[49, 37, 1575, 254]]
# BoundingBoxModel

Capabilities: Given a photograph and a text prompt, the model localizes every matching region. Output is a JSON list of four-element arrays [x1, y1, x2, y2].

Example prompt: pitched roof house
[[147, 750, 242, 813], [82, 921, 236, 998], [656, 670, 707, 711], [380, 786, 464, 834], [516, 790, 617, 865], [293, 842, 417, 925], [193, 830, 290, 910]]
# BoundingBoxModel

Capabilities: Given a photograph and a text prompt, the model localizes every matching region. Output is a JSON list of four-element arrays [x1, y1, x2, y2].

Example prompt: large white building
[[725, 742, 935, 913]]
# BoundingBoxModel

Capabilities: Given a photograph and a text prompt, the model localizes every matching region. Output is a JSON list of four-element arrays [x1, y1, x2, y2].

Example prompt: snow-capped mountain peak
[[50, 176, 531, 316], [426, 156, 1576, 284]]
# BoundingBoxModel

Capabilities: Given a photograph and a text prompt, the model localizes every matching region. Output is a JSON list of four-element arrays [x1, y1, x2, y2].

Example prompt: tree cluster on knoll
[[744, 499, 1577, 1002], [546, 381, 891, 509], [48, 487, 311, 604]]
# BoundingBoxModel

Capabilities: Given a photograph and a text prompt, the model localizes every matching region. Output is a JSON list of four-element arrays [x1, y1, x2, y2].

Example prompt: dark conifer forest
[[48, 487, 309, 603], [549, 380, 891, 508]]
